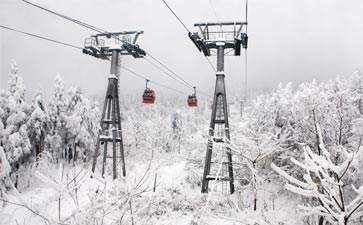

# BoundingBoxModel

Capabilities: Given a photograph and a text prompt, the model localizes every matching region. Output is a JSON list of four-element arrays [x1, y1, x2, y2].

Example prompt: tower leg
[[91, 90, 110, 174], [92, 135, 101, 173], [226, 147, 235, 193], [201, 71, 235, 194], [112, 128, 117, 179], [102, 143, 108, 176], [115, 98, 126, 177], [112, 86, 118, 179], [91, 50, 126, 179], [202, 139, 213, 193]]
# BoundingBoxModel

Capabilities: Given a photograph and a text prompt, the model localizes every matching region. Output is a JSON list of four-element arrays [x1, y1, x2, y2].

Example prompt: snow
[[0, 147, 10, 178], [0, 136, 304, 225], [1, 66, 363, 225], [108, 74, 118, 79]]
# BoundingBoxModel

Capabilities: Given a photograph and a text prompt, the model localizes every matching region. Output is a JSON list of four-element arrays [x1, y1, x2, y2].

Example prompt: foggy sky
[[1, 0, 363, 101]]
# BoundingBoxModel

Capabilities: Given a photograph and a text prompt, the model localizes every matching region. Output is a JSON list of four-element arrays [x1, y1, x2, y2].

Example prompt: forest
[[1, 61, 363, 225]]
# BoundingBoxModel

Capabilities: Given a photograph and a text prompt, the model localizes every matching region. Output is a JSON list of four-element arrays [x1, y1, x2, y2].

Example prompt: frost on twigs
[[272, 123, 363, 225]]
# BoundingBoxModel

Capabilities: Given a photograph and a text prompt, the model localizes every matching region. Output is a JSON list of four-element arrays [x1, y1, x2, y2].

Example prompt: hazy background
[[1, 0, 363, 101]]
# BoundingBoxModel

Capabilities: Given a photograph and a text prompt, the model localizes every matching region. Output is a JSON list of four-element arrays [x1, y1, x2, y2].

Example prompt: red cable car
[[188, 86, 198, 107], [143, 80, 156, 104]]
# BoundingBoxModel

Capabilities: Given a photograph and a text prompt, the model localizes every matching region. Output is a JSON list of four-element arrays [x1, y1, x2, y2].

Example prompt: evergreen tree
[[46, 74, 67, 160], [0, 90, 7, 148], [65, 87, 99, 163], [3, 61, 31, 167], [27, 89, 49, 157], [0, 146, 11, 194]]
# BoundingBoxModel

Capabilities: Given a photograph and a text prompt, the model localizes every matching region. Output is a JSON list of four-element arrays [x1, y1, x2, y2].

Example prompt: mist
[[1, 0, 363, 100]]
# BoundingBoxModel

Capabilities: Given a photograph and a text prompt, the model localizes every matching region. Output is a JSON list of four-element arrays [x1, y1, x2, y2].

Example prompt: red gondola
[[188, 86, 198, 107], [143, 80, 155, 104]]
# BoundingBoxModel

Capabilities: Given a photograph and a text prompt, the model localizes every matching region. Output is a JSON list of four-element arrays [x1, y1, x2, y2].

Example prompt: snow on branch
[[272, 123, 363, 225]]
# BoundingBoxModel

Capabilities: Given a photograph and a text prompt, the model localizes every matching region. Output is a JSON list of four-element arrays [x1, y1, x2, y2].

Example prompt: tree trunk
[[338, 96, 344, 145], [312, 109, 321, 155], [153, 174, 157, 192], [73, 140, 77, 166], [58, 197, 61, 223], [318, 216, 324, 225], [68, 146, 72, 164], [253, 162, 257, 211], [129, 199, 135, 225]]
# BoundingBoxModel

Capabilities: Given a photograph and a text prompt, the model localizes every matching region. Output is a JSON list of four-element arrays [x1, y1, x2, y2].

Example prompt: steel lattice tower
[[83, 31, 146, 179], [189, 22, 248, 194]]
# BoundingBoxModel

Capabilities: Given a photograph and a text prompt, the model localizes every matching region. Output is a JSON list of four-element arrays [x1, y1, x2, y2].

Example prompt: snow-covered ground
[[3, 71, 363, 225], [0, 107, 302, 225]]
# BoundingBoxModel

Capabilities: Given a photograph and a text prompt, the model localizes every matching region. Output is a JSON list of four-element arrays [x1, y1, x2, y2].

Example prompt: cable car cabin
[[188, 95, 198, 107], [143, 89, 155, 104]]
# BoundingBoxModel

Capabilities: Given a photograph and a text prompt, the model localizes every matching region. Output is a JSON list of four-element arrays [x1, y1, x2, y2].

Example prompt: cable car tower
[[189, 22, 248, 194], [84, 31, 146, 179]]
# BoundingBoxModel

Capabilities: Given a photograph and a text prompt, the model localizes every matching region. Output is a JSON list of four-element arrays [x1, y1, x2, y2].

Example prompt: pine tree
[[27, 89, 49, 157], [65, 87, 99, 163], [0, 146, 11, 194], [46, 74, 67, 161], [0, 90, 7, 148], [350, 70, 363, 115], [3, 61, 31, 167]]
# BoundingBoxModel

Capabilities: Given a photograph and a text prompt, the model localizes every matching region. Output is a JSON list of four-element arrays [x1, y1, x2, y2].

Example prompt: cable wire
[[160, 0, 218, 75], [0, 24, 83, 50], [245, 0, 248, 27], [21, 0, 210, 96], [209, 0, 220, 22], [121, 66, 188, 95], [143, 57, 177, 82], [146, 53, 194, 88], [0, 23, 191, 97], [145, 52, 213, 97], [208, 0, 223, 33], [21, 0, 106, 34], [205, 57, 217, 73], [244, 49, 248, 98], [161, 0, 190, 33], [244, 0, 248, 98]]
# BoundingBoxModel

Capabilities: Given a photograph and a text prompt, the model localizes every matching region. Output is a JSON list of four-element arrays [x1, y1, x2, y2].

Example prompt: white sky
[[1, 0, 363, 100]]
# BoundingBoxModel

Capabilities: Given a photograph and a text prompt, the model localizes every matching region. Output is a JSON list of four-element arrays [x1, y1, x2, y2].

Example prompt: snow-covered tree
[[27, 89, 49, 157], [3, 61, 31, 167], [65, 87, 99, 163], [231, 130, 283, 211], [272, 124, 363, 225], [249, 82, 295, 137], [350, 70, 363, 115], [0, 146, 11, 194], [127, 111, 149, 152], [172, 110, 184, 154], [0, 90, 7, 148], [47, 75, 67, 160], [0, 62, 31, 190]]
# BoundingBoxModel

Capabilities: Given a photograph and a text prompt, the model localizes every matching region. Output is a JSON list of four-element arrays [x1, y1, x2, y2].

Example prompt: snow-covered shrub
[[185, 163, 202, 189], [136, 187, 203, 224], [272, 124, 363, 225], [230, 131, 282, 211]]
